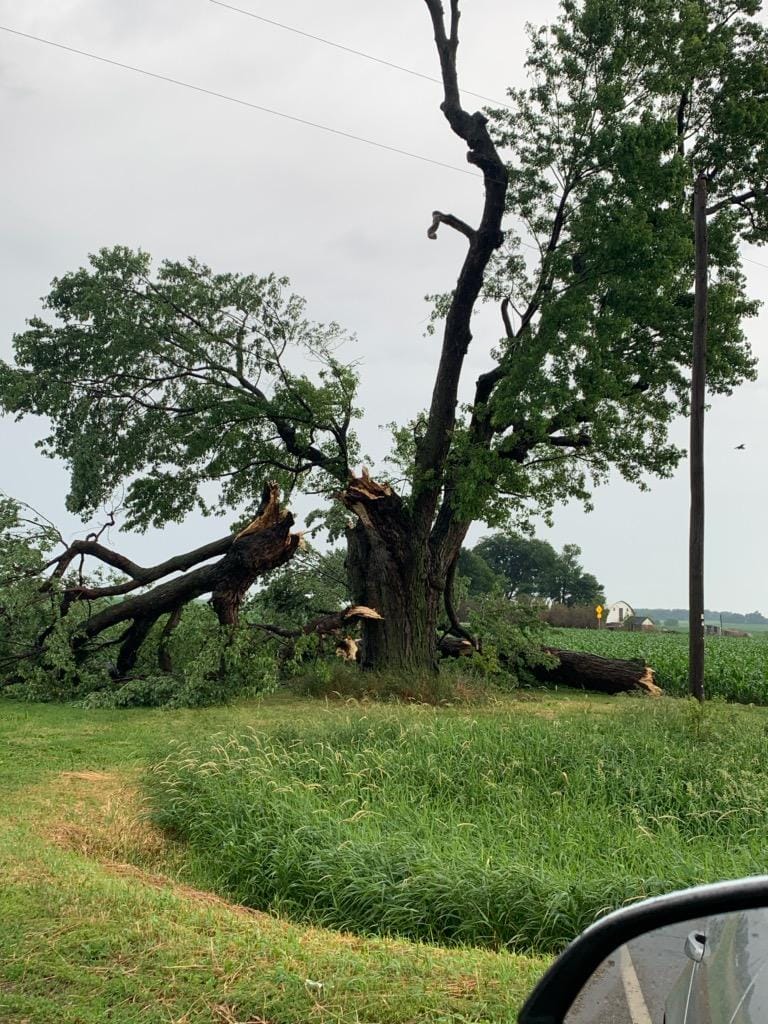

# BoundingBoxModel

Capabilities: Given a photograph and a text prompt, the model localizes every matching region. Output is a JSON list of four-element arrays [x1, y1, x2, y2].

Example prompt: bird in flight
[[735, 443, 746, 450]]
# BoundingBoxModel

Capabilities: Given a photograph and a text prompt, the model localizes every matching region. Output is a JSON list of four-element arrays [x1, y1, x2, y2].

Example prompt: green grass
[[549, 627, 768, 703], [0, 696, 550, 1023], [145, 697, 768, 955]]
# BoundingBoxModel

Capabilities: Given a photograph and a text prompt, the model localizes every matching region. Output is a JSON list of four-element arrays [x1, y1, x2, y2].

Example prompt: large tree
[[1, 0, 766, 675], [470, 534, 604, 606]]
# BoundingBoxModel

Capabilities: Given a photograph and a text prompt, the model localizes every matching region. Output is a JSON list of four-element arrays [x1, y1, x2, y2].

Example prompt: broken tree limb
[[253, 604, 382, 642], [58, 483, 301, 676], [438, 635, 475, 658], [443, 556, 479, 651], [530, 647, 661, 696], [427, 210, 477, 242]]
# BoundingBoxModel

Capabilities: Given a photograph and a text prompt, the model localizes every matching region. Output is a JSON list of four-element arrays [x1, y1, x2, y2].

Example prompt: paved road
[[565, 921, 701, 1023]]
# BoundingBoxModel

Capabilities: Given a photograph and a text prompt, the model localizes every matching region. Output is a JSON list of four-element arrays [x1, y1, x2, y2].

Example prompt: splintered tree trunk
[[346, 523, 440, 673], [532, 647, 662, 696], [343, 470, 443, 674]]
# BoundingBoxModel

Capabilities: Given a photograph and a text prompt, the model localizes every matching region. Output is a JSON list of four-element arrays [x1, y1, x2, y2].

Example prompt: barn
[[604, 600, 635, 625]]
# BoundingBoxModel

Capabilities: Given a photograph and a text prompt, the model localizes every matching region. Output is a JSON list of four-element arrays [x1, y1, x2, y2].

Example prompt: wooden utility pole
[[689, 174, 708, 702]]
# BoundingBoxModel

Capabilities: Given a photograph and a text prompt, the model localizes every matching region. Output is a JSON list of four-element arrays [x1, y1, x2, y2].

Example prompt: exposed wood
[[336, 637, 359, 661], [60, 483, 301, 676], [342, 469, 439, 673], [253, 605, 383, 642], [438, 635, 474, 658], [531, 647, 662, 696], [332, 2, 509, 674]]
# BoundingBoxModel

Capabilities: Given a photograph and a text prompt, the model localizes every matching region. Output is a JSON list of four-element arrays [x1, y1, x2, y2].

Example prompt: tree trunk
[[342, 470, 444, 674], [531, 647, 661, 696], [346, 520, 441, 673]]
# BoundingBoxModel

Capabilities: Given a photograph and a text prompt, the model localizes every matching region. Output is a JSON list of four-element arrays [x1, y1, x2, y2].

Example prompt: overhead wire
[[208, 0, 512, 109], [0, 22, 766, 272], [0, 23, 477, 179]]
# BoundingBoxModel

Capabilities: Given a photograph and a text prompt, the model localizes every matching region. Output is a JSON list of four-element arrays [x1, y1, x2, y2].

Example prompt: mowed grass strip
[[0, 831, 545, 1024], [0, 697, 551, 1024], [145, 700, 768, 954]]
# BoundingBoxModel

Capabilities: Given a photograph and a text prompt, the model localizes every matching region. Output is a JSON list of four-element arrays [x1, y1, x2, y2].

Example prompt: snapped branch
[[427, 210, 477, 242]]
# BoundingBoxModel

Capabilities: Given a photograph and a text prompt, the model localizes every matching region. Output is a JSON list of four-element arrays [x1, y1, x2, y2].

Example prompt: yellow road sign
[[595, 604, 603, 617]]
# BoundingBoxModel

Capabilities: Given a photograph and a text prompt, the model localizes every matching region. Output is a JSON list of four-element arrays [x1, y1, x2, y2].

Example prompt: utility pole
[[689, 173, 708, 702]]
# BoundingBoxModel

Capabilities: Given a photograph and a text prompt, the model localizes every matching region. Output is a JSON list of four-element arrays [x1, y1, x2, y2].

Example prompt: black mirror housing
[[519, 876, 768, 1024]]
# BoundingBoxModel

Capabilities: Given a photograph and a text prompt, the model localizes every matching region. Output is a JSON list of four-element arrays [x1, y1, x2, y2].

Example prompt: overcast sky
[[0, 0, 766, 613]]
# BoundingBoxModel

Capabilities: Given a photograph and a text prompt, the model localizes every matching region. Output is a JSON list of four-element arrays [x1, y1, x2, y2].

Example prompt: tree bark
[[333, 3, 507, 676], [342, 470, 445, 673], [531, 647, 661, 696], [157, 605, 183, 674]]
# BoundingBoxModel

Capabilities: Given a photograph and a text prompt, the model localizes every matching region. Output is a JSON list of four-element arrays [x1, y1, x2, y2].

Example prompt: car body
[[664, 909, 768, 1024]]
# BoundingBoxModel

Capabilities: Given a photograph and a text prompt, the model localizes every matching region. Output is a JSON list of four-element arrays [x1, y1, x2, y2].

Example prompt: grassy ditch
[[0, 696, 551, 1024], [145, 698, 768, 954]]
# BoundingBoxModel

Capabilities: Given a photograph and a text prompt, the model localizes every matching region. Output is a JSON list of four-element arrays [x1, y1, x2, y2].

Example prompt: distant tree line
[[458, 534, 604, 608], [637, 609, 767, 625]]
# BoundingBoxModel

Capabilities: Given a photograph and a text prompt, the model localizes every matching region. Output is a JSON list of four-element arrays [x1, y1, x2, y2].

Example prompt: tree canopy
[[462, 533, 605, 606], [441, 0, 765, 529], [0, 250, 360, 531]]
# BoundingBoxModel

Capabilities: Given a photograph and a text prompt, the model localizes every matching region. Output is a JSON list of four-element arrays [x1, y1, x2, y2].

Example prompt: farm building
[[604, 600, 634, 625], [625, 615, 656, 632]]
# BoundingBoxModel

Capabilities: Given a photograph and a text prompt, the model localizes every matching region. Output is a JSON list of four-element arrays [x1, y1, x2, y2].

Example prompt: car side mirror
[[519, 877, 768, 1024]]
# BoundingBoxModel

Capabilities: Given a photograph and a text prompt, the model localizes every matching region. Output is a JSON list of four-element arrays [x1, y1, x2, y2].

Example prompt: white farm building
[[604, 601, 655, 630], [604, 600, 634, 625]]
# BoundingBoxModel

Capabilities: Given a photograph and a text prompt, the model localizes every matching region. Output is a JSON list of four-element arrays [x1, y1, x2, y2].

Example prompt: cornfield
[[550, 628, 768, 703]]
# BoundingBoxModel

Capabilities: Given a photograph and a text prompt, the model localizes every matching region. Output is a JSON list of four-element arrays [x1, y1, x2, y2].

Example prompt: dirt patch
[[59, 770, 114, 782], [42, 771, 174, 872]]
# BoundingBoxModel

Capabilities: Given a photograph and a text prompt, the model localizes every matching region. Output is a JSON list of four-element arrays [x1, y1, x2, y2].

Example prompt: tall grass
[[146, 701, 768, 954]]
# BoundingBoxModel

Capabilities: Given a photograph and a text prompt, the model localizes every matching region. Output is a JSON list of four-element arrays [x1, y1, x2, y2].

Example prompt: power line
[[209, 0, 511, 110], [0, 23, 477, 178], [2, 24, 766, 274]]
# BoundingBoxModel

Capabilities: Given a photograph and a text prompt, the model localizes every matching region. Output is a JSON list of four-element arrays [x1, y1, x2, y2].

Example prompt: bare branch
[[427, 210, 477, 242], [706, 188, 760, 216]]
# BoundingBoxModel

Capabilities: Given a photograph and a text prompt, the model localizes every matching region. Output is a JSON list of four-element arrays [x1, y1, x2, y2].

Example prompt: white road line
[[619, 944, 654, 1024]]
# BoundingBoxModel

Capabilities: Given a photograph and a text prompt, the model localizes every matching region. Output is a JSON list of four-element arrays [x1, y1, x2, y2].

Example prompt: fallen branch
[[25, 483, 302, 679], [253, 605, 383, 641]]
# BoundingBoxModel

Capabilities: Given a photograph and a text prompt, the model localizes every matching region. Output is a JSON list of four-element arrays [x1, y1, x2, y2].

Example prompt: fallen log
[[531, 647, 661, 696]]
